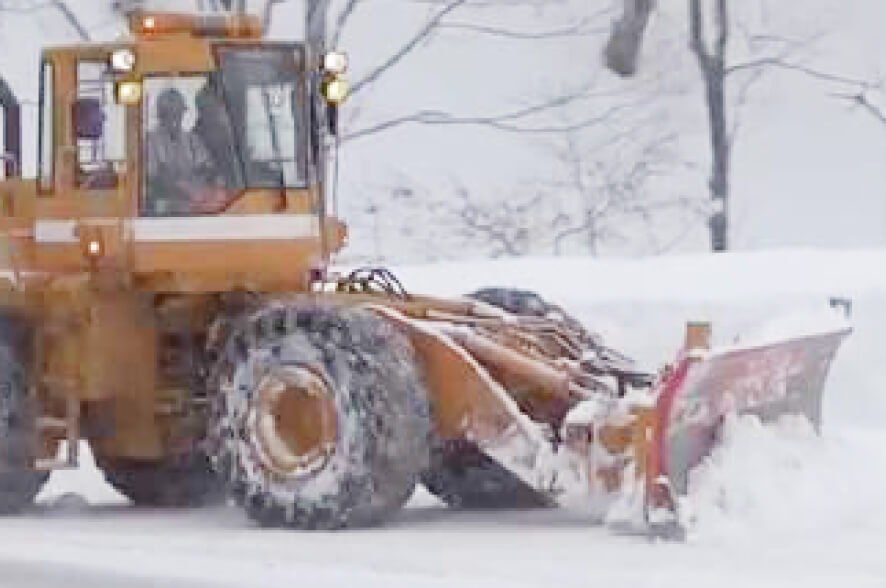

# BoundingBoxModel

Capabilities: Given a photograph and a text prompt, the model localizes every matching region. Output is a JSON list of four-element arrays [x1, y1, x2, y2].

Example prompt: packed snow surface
[[684, 415, 886, 541], [2, 248, 884, 587]]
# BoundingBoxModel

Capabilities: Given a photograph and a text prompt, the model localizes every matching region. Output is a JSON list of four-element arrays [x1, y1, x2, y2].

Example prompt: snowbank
[[392, 248, 886, 303], [392, 248, 886, 428]]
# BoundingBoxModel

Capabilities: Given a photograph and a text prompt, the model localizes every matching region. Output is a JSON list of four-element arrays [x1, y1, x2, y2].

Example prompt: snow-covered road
[[11, 449, 886, 588]]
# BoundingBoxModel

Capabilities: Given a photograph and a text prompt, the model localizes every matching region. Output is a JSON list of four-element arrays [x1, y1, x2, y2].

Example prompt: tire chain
[[203, 301, 376, 528]]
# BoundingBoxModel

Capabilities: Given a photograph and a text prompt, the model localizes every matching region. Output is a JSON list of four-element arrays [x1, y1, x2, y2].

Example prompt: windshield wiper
[[262, 87, 286, 173], [259, 85, 289, 206]]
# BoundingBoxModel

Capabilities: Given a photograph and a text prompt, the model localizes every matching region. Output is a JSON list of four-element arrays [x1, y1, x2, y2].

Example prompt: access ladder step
[[36, 416, 68, 431]]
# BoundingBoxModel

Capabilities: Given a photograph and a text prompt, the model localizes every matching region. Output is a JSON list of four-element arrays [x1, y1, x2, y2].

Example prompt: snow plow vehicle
[[0, 11, 851, 535]]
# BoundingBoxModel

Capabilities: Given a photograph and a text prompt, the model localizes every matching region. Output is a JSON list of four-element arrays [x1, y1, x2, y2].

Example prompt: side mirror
[[72, 98, 104, 140]]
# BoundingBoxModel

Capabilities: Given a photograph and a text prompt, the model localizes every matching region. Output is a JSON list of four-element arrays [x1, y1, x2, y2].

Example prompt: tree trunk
[[306, 0, 330, 67], [604, 0, 655, 77], [704, 69, 729, 251], [690, 0, 730, 252]]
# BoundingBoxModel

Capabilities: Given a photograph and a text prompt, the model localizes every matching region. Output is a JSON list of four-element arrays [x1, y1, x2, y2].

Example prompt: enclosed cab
[[1, 12, 346, 292]]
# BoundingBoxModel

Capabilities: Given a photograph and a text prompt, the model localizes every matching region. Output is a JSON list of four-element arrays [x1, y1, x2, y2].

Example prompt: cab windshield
[[141, 45, 306, 217], [216, 45, 306, 190]]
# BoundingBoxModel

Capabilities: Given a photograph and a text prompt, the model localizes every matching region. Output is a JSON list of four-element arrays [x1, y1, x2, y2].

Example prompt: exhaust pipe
[[0, 75, 21, 179]]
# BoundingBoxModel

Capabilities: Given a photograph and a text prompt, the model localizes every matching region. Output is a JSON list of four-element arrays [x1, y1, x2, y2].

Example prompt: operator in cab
[[145, 87, 228, 216]]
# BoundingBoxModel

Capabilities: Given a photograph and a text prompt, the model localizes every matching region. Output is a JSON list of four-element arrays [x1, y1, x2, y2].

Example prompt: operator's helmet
[[156, 87, 188, 117]]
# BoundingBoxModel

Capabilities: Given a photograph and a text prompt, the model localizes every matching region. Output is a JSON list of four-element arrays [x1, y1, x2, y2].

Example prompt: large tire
[[420, 287, 578, 510], [468, 287, 588, 338], [100, 453, 222, 507], [210, 304, 431, 529], [0, 316, 47, 513]]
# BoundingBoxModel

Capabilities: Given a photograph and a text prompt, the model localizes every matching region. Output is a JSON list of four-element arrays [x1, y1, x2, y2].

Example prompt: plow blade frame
[[649, 327, 852, 498]]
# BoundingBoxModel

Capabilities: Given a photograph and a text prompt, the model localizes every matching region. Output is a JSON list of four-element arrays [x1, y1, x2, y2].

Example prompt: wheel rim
[[250, 365, 338, 478]]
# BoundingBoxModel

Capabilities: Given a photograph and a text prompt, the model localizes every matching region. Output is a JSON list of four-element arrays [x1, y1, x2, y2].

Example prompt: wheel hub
[[251, 365, 338, 478]]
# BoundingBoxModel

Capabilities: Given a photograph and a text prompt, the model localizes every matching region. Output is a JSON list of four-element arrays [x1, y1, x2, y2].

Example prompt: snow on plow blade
[[652, 325, 852, 499]]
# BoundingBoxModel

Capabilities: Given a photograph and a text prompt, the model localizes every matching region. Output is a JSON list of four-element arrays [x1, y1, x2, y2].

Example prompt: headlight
[[111, 48, 136, 72], [115, 81, 143, 105], [87, 239, 103, 257], [322, 51, 348, 75], [321, 76, 350, 105]]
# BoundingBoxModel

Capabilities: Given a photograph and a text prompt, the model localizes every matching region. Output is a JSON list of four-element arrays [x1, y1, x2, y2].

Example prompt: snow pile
[[729, 305, 852, 350], [37, 442, 127, 507], [394, 248, 886, 427], [394, 248, 886, 304], [682, 414, 886, 541]]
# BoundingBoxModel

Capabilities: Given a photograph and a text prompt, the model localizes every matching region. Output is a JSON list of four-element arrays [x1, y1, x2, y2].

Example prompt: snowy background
[[0, 1, 885, 586], [1, 0, 885, 260]]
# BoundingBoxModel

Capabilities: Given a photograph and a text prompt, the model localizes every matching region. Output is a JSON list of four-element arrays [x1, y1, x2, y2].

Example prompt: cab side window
[[0, 77, 22, 181], [37, 61, 54, 191], [74, 62, 125, 189]]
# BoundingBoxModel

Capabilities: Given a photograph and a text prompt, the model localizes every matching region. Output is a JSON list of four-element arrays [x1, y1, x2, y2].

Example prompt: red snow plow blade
[[649, 326, 852, 499]]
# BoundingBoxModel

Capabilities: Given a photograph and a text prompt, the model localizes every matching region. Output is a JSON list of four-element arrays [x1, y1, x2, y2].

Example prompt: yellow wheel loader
[[0, 11, 850, 535]]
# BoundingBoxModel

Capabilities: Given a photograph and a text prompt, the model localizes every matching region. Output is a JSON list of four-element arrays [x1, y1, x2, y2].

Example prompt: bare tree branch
[[726, 56, 886, 127], [345, 84, 596, 139], [726, 58, 870, 85], [342, 94, 647, 142], [450, 189, 532, 257], [261, 0, 286, 31], [350, 0, 468, 97], [688, 0, 707, 69], [728, 64, 764, 144], [47, 0, 89, 40], [330, 0, 360, 47], [724, 29, 826, 143], [1, 0, 90, 40], [715, 0, 728, 60], [441, 6, 613, 40], [542, 125, 694, 256], [689, 0, 730, 251], [831, 90, 886, 126]]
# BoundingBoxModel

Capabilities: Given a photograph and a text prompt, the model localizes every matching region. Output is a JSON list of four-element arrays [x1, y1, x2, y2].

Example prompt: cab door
[[32, 55, 132, 275], [71, 59, 131, 276]]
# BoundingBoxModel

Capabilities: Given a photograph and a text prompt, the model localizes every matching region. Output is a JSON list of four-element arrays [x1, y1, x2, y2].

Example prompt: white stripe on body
[[34, 215, 322, 244]]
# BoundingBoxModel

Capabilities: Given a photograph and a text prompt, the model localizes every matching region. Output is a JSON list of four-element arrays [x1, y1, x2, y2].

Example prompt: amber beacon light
[[129, 12, 262, 39]]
